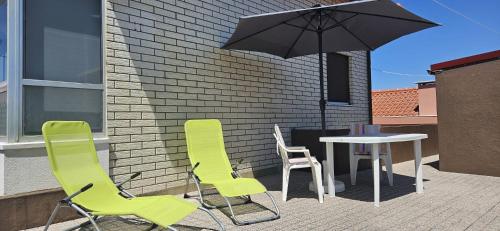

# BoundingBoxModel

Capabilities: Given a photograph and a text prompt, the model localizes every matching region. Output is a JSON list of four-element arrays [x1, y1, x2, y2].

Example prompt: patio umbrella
[[222, 0, 438, 134]]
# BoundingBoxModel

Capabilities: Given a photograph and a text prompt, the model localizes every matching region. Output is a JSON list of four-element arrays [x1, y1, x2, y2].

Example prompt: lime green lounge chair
[[183, 119, 280, 225], [42, 121, 224, 231]]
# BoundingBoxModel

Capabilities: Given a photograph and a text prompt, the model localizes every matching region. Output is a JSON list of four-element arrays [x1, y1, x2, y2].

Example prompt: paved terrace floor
[[28, 155, 500, 231]]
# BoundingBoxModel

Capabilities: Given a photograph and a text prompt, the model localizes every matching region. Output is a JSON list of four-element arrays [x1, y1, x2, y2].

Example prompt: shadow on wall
[[380, 124, 438, 164], [108, 4, 317, 195], [107, 0, 361, 196], [108, 17, 173, 195]]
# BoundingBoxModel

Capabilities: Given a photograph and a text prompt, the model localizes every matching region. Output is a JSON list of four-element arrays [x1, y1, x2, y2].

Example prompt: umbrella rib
[[325, 12, 373, 50], [284, 12, 317, 59], [332, 9, 438, 25], [222, 11, 313, 49], [298, 11, 316, 30], [322, 13, 359, 31], [300, 11, 320, 32], [321, 11, 333, 28], [283, 22, 316, 32]]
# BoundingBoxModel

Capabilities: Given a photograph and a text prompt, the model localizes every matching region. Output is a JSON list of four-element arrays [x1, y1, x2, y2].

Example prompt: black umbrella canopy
[[222, 0, 438, 58], [222, 0, 438, 134]]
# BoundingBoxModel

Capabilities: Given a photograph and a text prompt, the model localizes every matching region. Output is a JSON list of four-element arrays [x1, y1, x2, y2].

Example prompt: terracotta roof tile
[[372, 88, 418, 116]]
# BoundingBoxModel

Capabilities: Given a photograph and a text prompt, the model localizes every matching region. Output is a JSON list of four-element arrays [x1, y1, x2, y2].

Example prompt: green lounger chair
[[42, 121, 224, 231], [183, 119, 280, 225]]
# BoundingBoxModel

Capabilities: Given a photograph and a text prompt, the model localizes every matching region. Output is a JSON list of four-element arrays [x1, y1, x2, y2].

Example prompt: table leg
[[414, 140, 423, 193], [326, 142, 335, 197], [371, 143, 380, 207]]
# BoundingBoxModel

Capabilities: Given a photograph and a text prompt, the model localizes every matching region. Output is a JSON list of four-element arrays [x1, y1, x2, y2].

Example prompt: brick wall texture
[[105, 0, 369, 194]]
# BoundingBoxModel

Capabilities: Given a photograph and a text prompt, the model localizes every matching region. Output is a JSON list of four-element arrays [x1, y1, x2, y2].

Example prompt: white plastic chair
[[273, 124, 324, 203], [349, 124, 394, 186]]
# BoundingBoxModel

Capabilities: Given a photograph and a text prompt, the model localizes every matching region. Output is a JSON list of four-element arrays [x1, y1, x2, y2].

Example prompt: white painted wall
[[0, 142, 109, 196], [0, 152, 4, 195]]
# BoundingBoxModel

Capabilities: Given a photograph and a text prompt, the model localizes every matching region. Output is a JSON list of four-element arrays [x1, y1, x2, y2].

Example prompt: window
[[0, 0, 104, 141], [22, 0, 103, 135], [327, 53, 350, 104], [0, 0, 6, 136]]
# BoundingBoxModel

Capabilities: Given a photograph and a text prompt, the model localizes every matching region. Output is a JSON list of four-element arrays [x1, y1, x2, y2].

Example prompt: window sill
[[0, 137, 110, 150], [327, 102, 352, 107]]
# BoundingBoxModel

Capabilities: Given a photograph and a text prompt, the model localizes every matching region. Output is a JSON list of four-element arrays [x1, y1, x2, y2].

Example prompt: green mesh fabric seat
[[184, 119, 280, 225], [211, 178, 267, 198], [42, 121, 224, 231]]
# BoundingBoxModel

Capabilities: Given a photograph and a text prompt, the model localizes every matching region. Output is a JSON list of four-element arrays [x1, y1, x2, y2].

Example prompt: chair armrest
[[61, 183, 93, 204], [116, 172, 141, 188], [231, 159, 244, 178], [190, 162, 201, 173], [286, 148, 316, 165], [232, 159, 244, 171], [188, 162, 202, 182], [287, 146, 307, 150], [284, 147, 315, 161], [284, 147, 309, 153]]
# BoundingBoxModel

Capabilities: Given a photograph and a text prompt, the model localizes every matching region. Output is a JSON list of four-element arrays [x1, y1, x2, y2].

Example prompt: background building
[[0, 0, 369, 229], [430, 49, 500, 177], [370, 81, 439, 164], [372, 81, 437, 125]]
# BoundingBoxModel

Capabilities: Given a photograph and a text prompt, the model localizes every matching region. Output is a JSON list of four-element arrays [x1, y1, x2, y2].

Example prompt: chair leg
[[282, 167, 290, 202], [145, 224, 158, 231], [312, 164, 324, 203], [374, 156, 384, 184], [167, 226, 178, 231], [349, 144, 358, 185], [183, 173, 191, 198], [184, 174, 217, 209], [198, 207, 225, 231], [222, 192, 280, 225], [351, 158, 359, 186], [69, 204, 101, 231], [43, 202, 62, 231], [385, 146, 394, 186]]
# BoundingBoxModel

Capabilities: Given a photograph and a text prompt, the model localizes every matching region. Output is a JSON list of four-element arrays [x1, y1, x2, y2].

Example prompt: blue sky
[[371, 0, 500, 90]]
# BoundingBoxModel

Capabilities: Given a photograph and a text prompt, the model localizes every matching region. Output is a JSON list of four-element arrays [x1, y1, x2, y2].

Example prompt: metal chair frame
[[183, 170, 280, 226], [44, 173, 225, 231]]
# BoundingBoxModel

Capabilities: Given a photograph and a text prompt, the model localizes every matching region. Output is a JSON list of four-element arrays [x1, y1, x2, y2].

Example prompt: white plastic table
[[320, 133, 428, 207]]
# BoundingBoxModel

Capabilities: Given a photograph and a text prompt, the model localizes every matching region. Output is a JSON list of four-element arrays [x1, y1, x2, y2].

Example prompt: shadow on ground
[[257, 170, 321, 201], [424, 160, 439, 170], [185, 188, 277, 224], [259, 169, 430, 204], [76, 216, 216, 231], [74, 191, 276, 231], [72, 169, 431, 230], [336, 170, 430, 203]]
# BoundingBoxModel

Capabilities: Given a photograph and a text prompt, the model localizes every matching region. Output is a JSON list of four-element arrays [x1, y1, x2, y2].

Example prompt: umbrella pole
[[317, 25, 326, 136]]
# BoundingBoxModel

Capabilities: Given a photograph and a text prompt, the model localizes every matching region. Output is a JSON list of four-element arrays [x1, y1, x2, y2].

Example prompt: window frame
[[5, 0, 106, 143], [0, 0, 7, 141], [326, 52, 352, 105]]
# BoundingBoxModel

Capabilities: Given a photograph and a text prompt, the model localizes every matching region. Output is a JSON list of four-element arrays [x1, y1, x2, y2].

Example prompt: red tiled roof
[[372, 88, 418, 116]]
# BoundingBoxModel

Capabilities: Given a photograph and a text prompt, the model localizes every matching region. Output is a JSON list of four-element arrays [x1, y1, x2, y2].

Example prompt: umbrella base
[[309, 159, 346, 193], [309, 180, 345, 193]]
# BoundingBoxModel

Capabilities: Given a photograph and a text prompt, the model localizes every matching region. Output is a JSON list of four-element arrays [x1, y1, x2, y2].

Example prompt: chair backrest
[[350, 124, 381, 136], [273, 124, 289, 164], [349, 124, 382, 153], [184, 119, 233, 182], [42, 121, 122, 208]]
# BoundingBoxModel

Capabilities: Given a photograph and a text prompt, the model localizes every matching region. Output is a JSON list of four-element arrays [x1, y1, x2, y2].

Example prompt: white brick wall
[[106, 0, 369, 194]]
